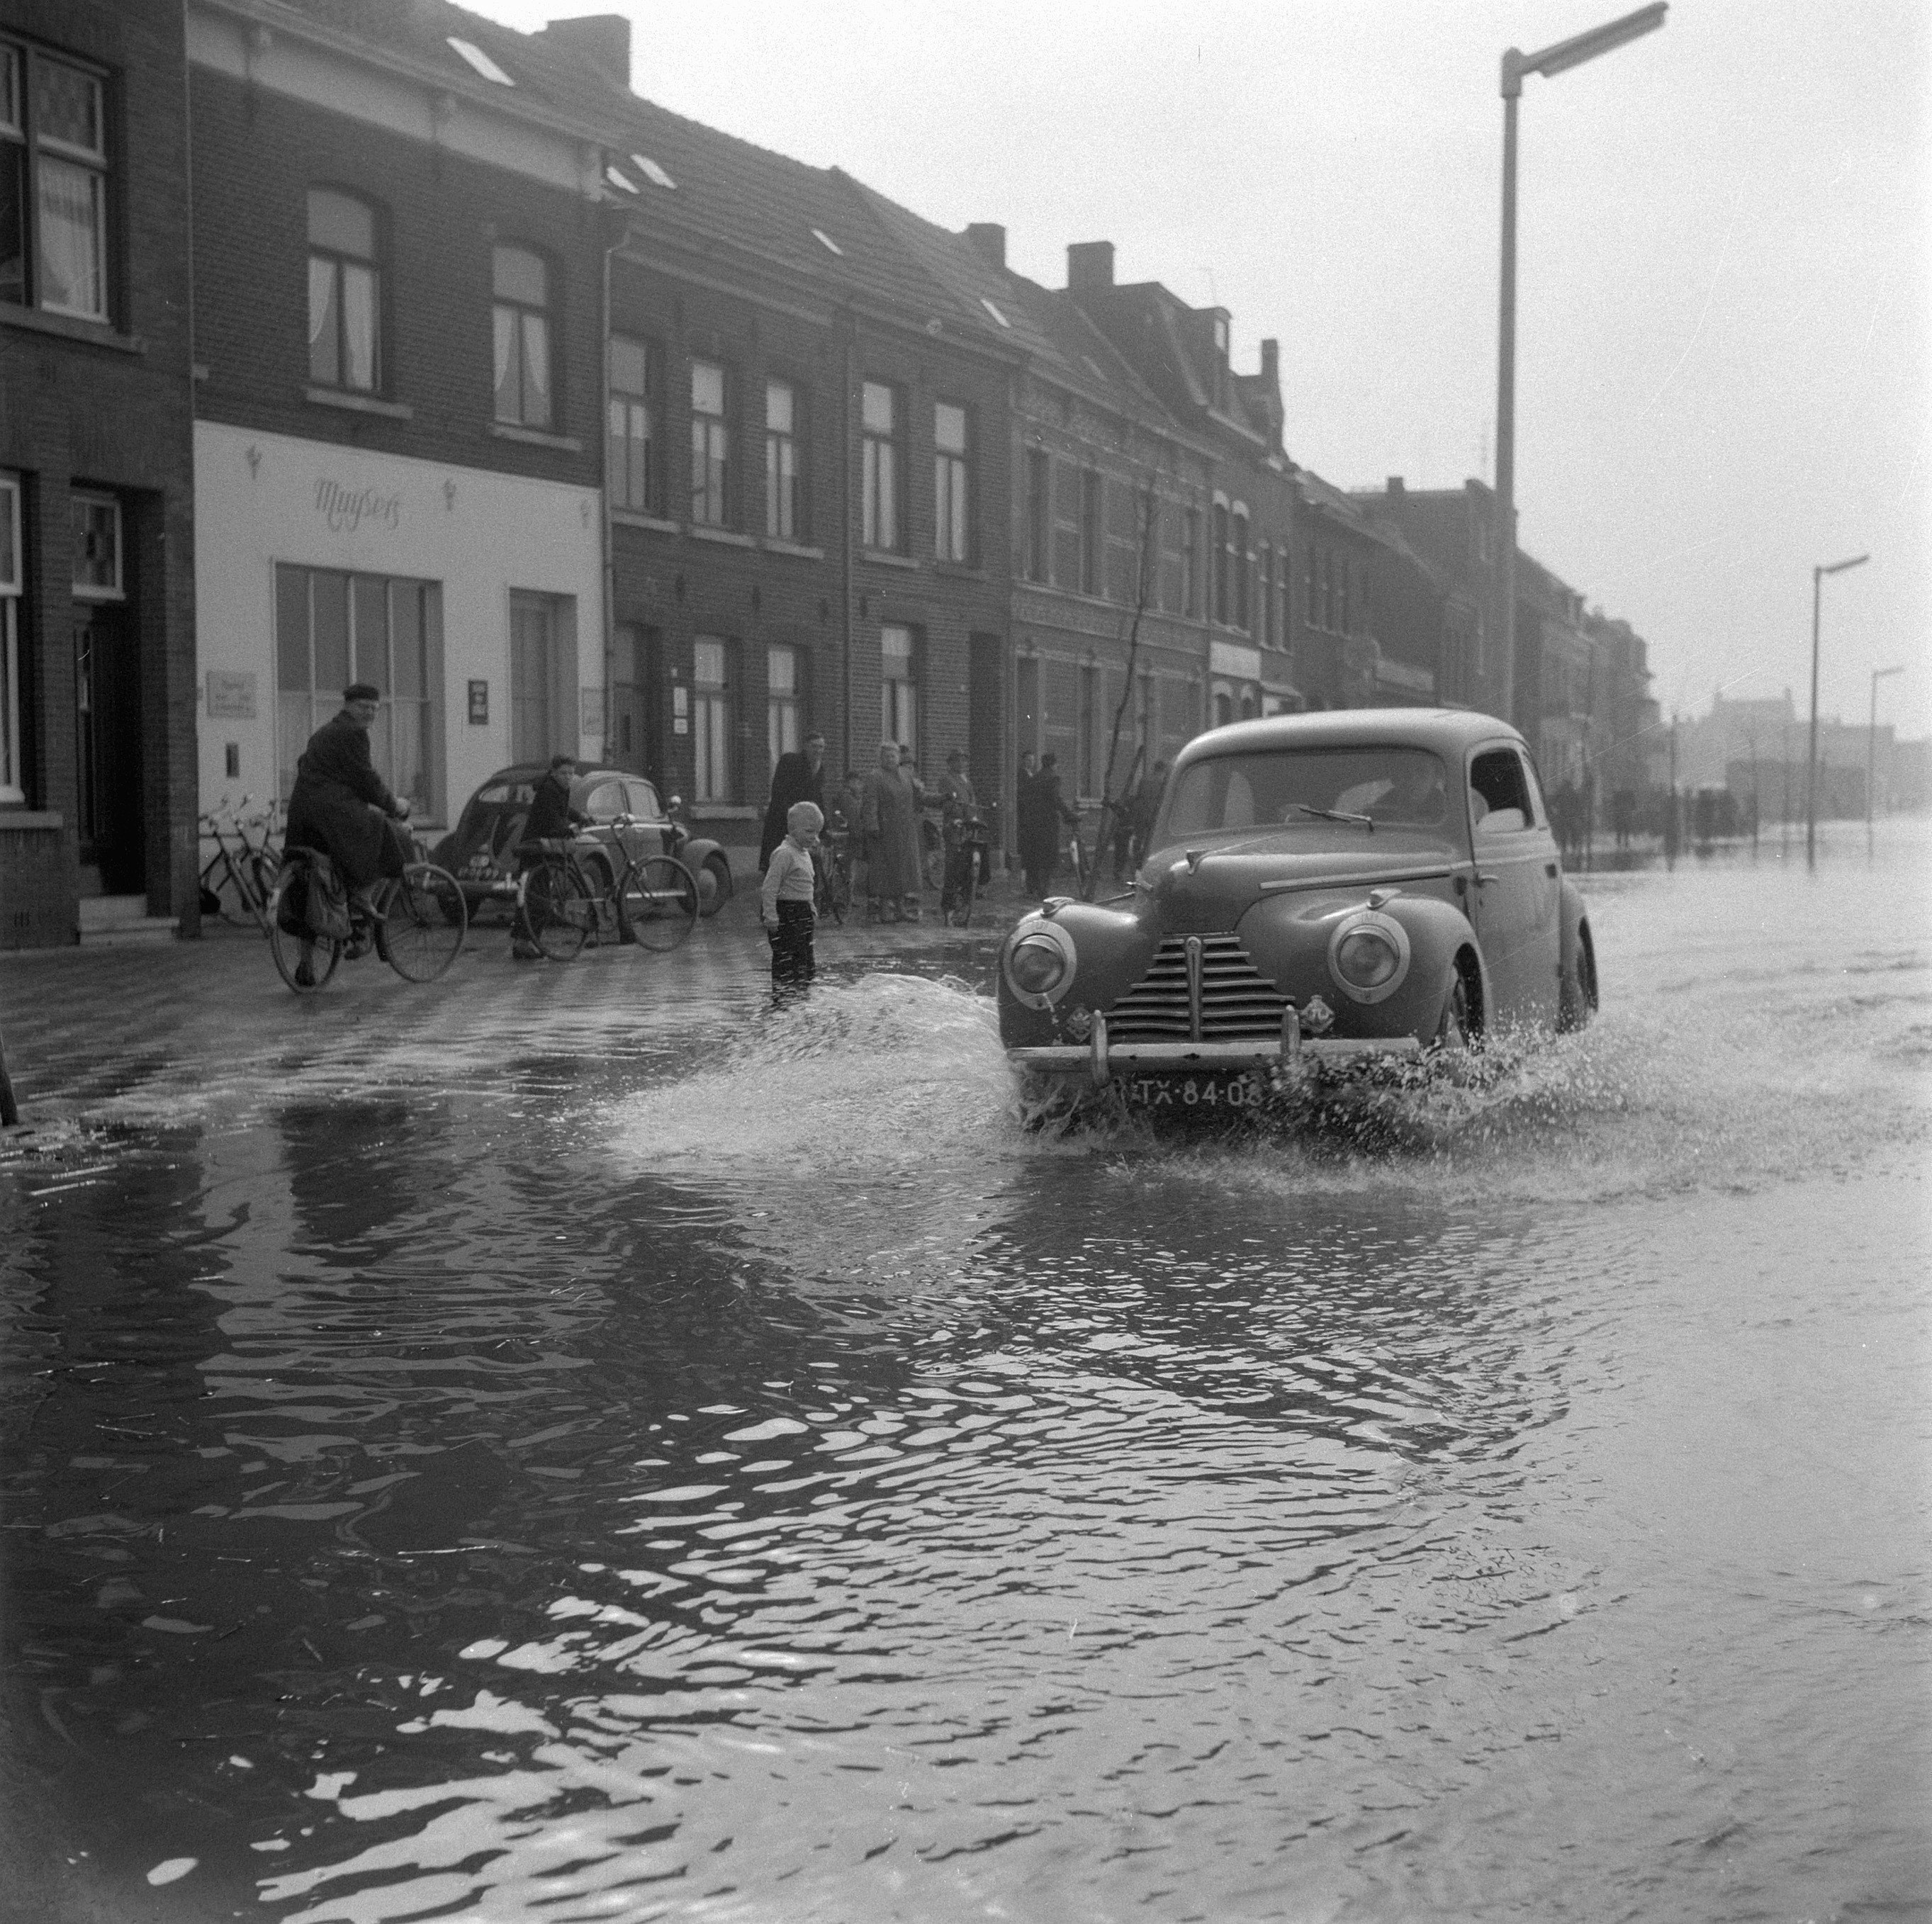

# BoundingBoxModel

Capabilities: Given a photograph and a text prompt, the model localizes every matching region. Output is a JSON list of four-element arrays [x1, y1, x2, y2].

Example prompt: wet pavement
[[1, 827, 1928, 1924]]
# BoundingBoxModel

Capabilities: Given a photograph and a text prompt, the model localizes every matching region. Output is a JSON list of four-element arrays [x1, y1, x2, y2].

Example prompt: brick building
[[0, 0, 198, 947], [186, 0, 616, 872]]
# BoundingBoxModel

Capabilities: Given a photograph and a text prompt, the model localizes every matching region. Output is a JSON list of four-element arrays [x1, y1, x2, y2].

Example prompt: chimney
[[965, 223, 1006, 271], [1259, 338, 1279, 385], [1067, 240, 1115, 292], [540, 13, 631, 90], [1386, 475, 1405, 497]]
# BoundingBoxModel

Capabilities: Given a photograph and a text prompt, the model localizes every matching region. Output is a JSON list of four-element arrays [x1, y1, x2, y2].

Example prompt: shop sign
[[313, 478, 403, 535], [206, 670, 257, 719], [467, 680, 489, 724]]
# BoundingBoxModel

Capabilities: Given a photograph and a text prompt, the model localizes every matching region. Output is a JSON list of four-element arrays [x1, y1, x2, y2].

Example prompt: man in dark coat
[[519, 754, 582, 848], [760, 731, 826, 870], [284, 682, 412, 904], [1017, 750, 1079, 896]]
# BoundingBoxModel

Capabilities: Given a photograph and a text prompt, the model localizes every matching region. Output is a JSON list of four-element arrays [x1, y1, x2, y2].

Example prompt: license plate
[[1121, 1072, 1267, 1110]]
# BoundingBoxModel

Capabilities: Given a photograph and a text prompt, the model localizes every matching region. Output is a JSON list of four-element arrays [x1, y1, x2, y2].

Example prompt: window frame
[[860, 378, 902, 553], [766, 641, 800, 772], [880, 623, 918, 762], [691, 634, 732, 802], [764, 376, 802, 541], [1, 37, 114, 324], [933, 399, 970, 563], [1212, 501, 1230, 624], [1079, 468, 1102, 597], [1232, 507, 1250, 633], [607, 332, 660, 514], [0, 471, 21, 803], [1025, 448, 1050, 584], [689, 359, 731, 528], [491, 242, 555, 430], [69, 490, 123, 602], [1183, 507, 1200, 618], [306, 186, 385, 395]]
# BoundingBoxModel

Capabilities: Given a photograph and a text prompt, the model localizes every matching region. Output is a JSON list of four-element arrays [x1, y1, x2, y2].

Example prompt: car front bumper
[[1008, 1012, 1423, 1088]]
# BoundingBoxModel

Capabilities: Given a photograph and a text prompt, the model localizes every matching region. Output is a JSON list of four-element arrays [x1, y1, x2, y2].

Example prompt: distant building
[[1, 0, 198, 947]]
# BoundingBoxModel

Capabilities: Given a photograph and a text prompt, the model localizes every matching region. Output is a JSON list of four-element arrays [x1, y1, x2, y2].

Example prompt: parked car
[[998, 709, 1598, 1109], [429, 765, 733, 918]]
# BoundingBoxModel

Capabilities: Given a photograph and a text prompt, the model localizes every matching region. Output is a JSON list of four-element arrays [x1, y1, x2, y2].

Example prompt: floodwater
[[1, 823, 1927, 1924]]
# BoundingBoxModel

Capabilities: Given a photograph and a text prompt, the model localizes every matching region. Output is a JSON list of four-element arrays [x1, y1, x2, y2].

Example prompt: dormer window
[[447, 37, 514, 85]]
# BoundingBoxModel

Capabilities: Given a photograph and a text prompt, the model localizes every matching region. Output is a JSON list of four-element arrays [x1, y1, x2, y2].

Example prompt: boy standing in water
[[760, 800, 822, 995]]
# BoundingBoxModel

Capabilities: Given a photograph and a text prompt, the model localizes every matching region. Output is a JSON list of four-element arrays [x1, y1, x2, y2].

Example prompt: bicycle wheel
[[519, 857, 594, 960], [825, 852, 850, 924], [955, 858, 978, 928], [266, 862, 343, 994], [375, 863, 468, 981], [619, 855, 699, 951]]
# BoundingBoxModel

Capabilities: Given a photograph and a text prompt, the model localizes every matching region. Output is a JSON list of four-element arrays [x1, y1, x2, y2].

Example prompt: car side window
[[626, 780, 663, 821], [1469, 747, 1534, 832], [583, 781, 626, 821], [1516, 751, 1549, 830]]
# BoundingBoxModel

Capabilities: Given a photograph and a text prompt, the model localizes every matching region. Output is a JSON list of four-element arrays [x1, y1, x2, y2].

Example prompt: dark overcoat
[[760, 752, 826, 868], [285, 711, 407, 889]]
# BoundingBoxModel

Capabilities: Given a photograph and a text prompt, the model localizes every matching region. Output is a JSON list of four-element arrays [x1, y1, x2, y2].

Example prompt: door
[[509, 592, 556, 764], [1466, 742, 1561, 1023], [74, 602, 144, 894]]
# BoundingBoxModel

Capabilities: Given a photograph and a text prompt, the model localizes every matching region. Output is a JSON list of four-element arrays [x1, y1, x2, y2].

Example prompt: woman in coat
[[860, 741, 922, 921], [283, 682, 412, 902]]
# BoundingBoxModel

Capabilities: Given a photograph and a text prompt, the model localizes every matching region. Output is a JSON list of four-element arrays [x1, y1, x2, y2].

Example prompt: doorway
[[73, 600, 144, 895]]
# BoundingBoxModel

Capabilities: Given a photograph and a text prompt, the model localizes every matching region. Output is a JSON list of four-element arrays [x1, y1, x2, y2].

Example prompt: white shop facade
[[194, 422, 606, 840]]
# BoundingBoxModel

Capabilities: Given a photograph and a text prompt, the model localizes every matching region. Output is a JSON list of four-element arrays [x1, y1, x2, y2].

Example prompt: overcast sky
[[466, 0, 1931, 740]]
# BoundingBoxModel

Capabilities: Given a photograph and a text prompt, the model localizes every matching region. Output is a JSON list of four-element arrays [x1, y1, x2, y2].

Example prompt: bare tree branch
[[1085, 480, 1157, 900]]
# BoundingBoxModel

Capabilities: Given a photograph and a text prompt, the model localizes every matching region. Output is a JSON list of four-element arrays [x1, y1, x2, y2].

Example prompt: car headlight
[[1327, 909, 1411, 1004], [1004, 919, 1078, 1008]]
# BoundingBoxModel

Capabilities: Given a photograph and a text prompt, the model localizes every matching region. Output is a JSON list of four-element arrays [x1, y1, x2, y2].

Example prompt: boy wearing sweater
[[760, 800, 822, 992]]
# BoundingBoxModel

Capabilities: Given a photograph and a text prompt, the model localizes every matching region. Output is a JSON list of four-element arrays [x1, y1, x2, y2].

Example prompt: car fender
[[996, 900, 1156, 1045], [1237, 887, 1489, 1040], [678, 835, 727, 877]]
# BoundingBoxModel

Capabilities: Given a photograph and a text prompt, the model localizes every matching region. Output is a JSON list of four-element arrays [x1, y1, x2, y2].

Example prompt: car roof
[[1172, 708, 1524, 768]]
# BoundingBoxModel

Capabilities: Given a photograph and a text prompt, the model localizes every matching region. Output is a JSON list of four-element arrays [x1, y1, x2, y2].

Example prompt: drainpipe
[[600, 220, 615, 768], [841, 318, 855, 772], [179, 0, 200, 937]]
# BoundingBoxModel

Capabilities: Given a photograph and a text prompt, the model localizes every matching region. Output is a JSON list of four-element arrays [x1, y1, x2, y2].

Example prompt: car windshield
[[1159, 746, 1454, 840]]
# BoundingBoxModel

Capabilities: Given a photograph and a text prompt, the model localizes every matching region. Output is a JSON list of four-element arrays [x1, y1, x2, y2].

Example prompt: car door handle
[[1545, 862, 1558, 877], [1476, 872, 1499, 886]]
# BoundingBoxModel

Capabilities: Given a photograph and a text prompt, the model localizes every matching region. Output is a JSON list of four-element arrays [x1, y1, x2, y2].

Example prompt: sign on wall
[[206, 670, 257, 719], [467, 679, 489, 725], [579, 686, 606, 738]]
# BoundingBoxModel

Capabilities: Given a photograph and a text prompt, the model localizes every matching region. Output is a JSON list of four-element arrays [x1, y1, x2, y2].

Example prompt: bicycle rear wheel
[[266, 864, 343, 993], [619, 855, 699, 951], [376, 863, 468, 981], [519, 857, 593, 960]]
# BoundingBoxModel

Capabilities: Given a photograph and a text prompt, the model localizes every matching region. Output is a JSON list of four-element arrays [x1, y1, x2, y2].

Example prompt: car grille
[[1103, 933, 1289, 1042]]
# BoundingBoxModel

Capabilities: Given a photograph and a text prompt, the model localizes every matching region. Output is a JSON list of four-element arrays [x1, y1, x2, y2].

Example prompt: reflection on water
[[1, 827, 1927, 1920]]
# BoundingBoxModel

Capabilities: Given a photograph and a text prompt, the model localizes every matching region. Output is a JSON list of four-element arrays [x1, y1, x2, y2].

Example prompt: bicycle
[[516, 823, 699, 960], [268, 848, 468, 992], [940, 814, 989, 927], [1064, 814, 1091, 897], [198, 797, 282, 931], [814, 826, 853, 925]]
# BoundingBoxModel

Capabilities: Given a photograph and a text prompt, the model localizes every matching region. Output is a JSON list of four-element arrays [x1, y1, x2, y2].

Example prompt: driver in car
[[1337, 759, 1447, 826]]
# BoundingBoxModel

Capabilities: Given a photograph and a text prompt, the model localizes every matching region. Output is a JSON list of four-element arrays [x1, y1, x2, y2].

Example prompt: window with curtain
[[692, 636, 731, 801], [0, 41, 109, 320], [492, 244, 552, 428], [860, 381, 900, 551], [765, 378, 799, 540], [276, 565, 440, 814], [880, 624, 916, 762], [0, 473, 21, 802], [934, 401, 969, 562], [691, 360, 729, 526], [308, 189, 382, 393], [767, 643, 799, 772], [608, 333, 658, 512]]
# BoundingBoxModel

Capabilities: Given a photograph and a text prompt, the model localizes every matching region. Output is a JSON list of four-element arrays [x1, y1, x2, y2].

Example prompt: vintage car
[[428, 765, 733, 918], [998, 709, 1598, 1107]]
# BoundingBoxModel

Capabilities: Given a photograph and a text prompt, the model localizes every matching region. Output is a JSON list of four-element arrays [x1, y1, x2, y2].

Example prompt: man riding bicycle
[[512, 754, 585, 958], [283, 682, 413, 964]]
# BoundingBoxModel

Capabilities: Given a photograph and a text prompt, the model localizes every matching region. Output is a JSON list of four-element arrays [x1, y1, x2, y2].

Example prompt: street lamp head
[[1514, 3, 1667, 91], [1873, 665, 1904, 682], [1819, 553, 1870, 577]]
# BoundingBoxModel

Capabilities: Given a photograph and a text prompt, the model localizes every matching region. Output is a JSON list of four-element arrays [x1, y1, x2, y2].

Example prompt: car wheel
[[1431, 962, 1476, 1052], [697, 853, 731, 917], [1558, 927, 1597, 1032]]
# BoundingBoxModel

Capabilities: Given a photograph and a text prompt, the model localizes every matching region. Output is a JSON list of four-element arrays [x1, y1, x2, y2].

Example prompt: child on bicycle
[[760, 800, 822, 994]]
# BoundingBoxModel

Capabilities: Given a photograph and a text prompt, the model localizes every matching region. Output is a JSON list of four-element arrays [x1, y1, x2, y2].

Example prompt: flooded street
[[2, 828, 1927, 1924]]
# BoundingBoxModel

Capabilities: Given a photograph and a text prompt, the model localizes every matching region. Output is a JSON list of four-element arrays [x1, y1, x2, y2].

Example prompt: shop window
[[765, 378, 801, 541], [861, 380, 900, 552], [276, 564, 441, 814], [608, 333, 659, 513], [934, 401, 970, 562], [767, 642, 800, 772], [307, 188, 383, 393], [491, 244, 552, 429], [0, 473, 21, 801], [692, 635, 731, 802], [880, 624, 916, 762], [0, 41, 109, 320], [691, 359, 729, 527]]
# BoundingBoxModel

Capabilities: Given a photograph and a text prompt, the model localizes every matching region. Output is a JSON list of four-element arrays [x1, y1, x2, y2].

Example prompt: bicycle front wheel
[[519, 857, 593, 960], [266, 870, 343, 994], [619, 856, 699, 951], [376, 863, 468, 981]]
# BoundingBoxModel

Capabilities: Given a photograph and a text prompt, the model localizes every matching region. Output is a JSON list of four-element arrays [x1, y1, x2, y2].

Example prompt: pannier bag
[[276, 854, 354, 943]]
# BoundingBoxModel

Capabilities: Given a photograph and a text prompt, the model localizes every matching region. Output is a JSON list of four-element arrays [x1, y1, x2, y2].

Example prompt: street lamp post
[[1495, 3, 1666, 730], [1868, 663, 1904, 847], [1805, 553, 1870, 869]]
